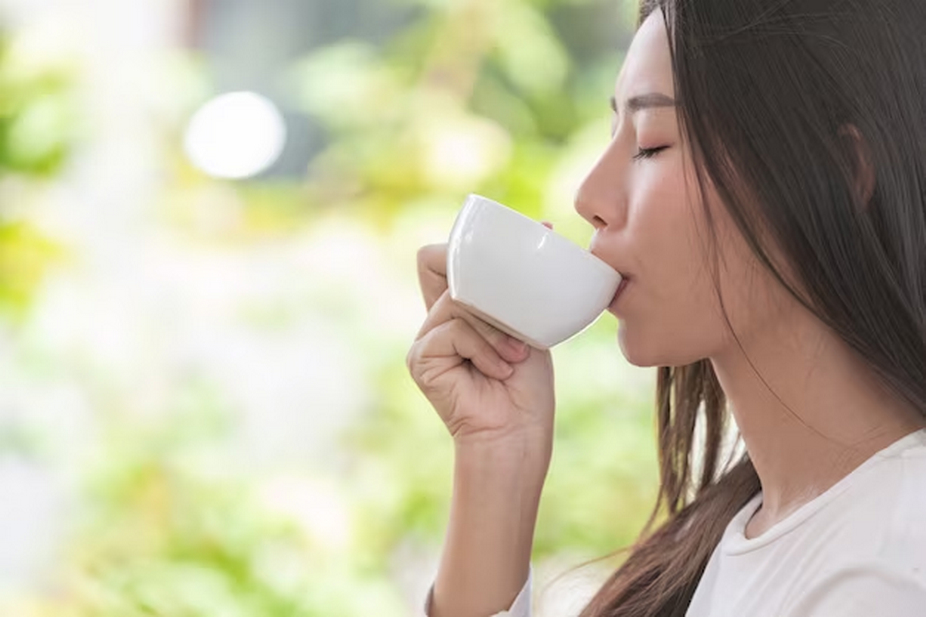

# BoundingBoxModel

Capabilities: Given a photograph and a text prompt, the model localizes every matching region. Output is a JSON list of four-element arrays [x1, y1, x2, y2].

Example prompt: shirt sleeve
[[423, 566, 532, 617], [786, 562, 926, 617]]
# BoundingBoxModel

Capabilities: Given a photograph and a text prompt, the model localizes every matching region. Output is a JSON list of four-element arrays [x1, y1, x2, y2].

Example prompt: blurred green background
[[0, 0, 658, 615]]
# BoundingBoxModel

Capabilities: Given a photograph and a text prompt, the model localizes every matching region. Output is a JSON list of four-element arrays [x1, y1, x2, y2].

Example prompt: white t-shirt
[[687, 427, 926, 616], [425, 427, 926, 617]]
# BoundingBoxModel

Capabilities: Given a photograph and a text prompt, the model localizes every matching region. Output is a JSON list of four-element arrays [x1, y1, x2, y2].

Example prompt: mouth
[[608, 276, 630, 311]]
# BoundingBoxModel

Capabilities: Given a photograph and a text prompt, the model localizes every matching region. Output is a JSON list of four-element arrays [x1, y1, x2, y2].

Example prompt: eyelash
[[633, 146, 668, 161], [607, 122, 669, 161]]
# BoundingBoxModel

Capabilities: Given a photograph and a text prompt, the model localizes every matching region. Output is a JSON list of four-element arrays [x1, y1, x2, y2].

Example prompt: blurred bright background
[[0, 0, 660, 615]]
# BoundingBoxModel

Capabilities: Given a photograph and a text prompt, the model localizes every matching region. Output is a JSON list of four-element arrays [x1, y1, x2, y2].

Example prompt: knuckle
[[405, 345, 416, 371], [444, 319, 476, 355], [405, 347, 423, 382], [407, 347, 436, 389], [453, 319, 490, 353], [416, 361, 444, 391], [454, 307, 503, 344], [416, 244, 437, 267], [448, 317, 468, 336], [417, 243, 446, 272], [434, 288, 451, 307]]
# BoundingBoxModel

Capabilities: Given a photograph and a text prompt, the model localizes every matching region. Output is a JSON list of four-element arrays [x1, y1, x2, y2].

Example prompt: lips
[[615, 277, 629, 298], [588, 244, 631, 299], [589, 243, 627, 280], [608, 277, 630, 310]]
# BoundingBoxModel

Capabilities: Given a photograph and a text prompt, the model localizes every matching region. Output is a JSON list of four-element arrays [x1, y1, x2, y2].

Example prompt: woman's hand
[[406, 227, 556, 454]]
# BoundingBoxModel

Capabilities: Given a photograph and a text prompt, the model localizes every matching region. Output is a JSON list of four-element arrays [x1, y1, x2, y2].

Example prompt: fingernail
[[498, 361, 515, 378]]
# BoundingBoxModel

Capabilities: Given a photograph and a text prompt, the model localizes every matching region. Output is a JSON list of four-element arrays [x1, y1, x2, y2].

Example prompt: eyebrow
[[610, 92, 678, 116]]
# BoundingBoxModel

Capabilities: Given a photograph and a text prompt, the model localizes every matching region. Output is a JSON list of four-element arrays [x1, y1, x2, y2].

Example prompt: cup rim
[[461, 193, 621, 279]]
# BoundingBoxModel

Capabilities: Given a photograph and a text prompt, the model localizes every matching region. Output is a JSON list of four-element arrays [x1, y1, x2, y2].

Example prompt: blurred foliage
[[0, 31, 77, 318], [66, 437, 405, 616], [286, 0, 628, 236], [0, 34, 77, 176], [0, 220, 62, 318], [11, 377, 407, 617], [5, 0, 665, 615]]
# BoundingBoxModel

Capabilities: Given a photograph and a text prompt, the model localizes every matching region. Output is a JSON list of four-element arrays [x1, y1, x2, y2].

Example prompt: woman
[[406, 0, 926, 615]]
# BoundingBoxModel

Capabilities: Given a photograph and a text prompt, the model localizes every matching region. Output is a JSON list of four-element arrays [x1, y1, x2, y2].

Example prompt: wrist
[[453, 436, 551, 496], [432, 435, 548, 617]]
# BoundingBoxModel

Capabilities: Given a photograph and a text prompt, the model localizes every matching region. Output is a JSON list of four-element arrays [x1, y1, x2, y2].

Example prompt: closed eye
[[633, 146, 668, 161]]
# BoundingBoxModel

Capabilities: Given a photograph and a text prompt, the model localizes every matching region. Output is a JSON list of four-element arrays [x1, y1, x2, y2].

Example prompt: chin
[[617, 324, 663, 367], [618, 322, 705, 368]]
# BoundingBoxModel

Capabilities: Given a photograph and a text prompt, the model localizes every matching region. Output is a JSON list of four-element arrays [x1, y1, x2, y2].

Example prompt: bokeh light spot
[[183, 91, 287, 179]]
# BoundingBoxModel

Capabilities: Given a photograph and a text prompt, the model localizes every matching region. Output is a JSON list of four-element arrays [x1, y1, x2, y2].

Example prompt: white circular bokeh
[[183, 91, 287, 179]]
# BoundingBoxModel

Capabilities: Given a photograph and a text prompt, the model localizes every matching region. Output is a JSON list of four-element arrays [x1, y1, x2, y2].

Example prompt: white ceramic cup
[[447, 194, 622, 349]]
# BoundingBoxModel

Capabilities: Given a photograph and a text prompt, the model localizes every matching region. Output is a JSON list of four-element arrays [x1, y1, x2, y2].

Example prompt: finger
[[416, 244, 448, 312], [410, 318, 515, 384], [415, 290, 530, 364], [541, 221, 554, 230]]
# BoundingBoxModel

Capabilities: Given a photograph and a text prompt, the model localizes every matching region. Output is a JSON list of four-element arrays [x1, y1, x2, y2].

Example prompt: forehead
[[614, 10, 675, 101]]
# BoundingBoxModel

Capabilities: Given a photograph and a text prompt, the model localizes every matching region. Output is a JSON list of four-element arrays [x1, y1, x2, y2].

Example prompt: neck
[[709, 301, 926, 524]]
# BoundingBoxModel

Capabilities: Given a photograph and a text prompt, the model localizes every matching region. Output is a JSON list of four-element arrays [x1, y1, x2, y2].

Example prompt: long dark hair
[[575, 1, 926, 614]]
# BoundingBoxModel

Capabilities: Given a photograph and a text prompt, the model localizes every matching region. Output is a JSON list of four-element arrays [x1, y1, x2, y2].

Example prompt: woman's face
[[576, 9, 782, 367]]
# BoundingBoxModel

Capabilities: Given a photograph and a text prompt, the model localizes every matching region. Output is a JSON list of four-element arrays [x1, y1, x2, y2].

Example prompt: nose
[[573, 143, 627, 231]]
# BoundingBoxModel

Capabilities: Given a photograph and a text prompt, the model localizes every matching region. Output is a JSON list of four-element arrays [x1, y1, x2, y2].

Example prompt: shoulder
[[787, 436, 926, 615], [840, 433, 926, 554], [878, 437, 926, 565], [788, 432, 926, 568], [784, 560, 926, 617]]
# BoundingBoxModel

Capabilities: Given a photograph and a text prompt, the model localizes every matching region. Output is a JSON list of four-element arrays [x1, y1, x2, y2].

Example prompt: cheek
[[618, 164, 734, 366], [635, 159, 716, 304]]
